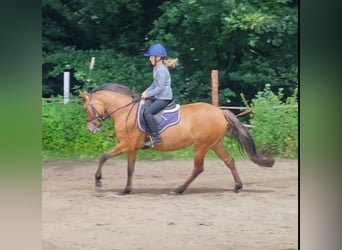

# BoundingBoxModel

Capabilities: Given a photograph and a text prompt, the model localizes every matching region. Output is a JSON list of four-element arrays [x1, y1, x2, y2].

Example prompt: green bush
[[249, 84, 298, 158], [42, 86, 298, 159], [42, 97, 117, 159], [43, 47, 149, 96]]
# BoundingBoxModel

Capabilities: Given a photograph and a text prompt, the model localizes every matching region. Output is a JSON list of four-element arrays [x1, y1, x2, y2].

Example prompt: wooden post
[[211, 70, 219, 106]]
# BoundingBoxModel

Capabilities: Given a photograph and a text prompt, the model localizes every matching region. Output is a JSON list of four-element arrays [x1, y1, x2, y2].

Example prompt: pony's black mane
[[91, 83, 135, 96]]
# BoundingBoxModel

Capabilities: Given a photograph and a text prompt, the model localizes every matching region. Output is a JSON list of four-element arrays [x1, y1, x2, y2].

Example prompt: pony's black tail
[[223, 109, 275, 168]]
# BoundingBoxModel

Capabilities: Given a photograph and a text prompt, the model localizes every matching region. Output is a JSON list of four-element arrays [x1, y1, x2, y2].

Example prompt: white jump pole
[[63, 71, 70, 104], [90, 57, 95, 71], [87, 57, 96, 82], [85, 57, 96, 90]]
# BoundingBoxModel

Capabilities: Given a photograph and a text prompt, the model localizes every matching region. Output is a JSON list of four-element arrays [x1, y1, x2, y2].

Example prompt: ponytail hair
[[163, 58, 179, 68]]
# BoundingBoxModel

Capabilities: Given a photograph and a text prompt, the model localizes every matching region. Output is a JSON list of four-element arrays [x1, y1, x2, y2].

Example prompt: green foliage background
[[42, 86, 298, 160], [42, 0, 298, 106], [42, 0, 298, 160]]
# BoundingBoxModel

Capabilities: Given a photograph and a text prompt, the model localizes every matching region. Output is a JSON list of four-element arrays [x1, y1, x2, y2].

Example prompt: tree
[[42, 0, 298, 105], [42, 0, 157, 96], [148, 0, 298, 104]]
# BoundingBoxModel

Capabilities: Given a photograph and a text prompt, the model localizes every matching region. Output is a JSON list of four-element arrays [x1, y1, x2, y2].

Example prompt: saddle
[[137, 100, 181, 133]]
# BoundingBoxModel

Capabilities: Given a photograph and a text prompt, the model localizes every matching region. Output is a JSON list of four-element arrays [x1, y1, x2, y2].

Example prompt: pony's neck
[[92, 90, 133, 113]]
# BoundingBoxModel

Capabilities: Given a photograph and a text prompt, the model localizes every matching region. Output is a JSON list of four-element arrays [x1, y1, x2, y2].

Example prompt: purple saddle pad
[[137, 101, 181, 133]]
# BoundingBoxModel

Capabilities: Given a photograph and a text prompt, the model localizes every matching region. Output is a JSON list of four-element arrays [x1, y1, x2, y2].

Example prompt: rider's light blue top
[[145, 64, 173, 100]]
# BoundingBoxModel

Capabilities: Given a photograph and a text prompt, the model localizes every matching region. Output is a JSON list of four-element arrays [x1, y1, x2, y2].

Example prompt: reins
[[87, 92, 141, 124]]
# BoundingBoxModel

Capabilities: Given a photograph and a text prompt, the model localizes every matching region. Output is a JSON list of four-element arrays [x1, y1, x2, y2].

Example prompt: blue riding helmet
[[144, 43, 167, 57]]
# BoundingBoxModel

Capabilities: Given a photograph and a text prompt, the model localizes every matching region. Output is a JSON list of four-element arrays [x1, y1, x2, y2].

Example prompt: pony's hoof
[[233, 183, 243, 193], [173, 185, 186, 195], [119, 189, 131, 195], [95, 175, 102, 187]]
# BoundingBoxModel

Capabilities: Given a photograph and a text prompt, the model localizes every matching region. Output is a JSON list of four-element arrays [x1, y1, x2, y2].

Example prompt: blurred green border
[[300, 1, 342, 249], [0, 1, 41, 249]]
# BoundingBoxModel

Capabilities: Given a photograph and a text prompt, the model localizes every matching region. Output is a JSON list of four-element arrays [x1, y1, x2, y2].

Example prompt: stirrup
[[144, 135, 162, 148]]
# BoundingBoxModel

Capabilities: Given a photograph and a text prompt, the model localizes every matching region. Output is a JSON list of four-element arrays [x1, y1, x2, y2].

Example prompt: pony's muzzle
[[88, 122, 101, 134]]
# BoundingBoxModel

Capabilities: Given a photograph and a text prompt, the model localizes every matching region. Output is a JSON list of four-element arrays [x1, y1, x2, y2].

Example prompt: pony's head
[[79, 90, 106, 134]]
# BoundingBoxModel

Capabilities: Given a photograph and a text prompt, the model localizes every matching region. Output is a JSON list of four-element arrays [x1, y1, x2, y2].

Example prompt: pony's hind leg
[[212, 142, 243, 193], [173, 148, 206, 194]]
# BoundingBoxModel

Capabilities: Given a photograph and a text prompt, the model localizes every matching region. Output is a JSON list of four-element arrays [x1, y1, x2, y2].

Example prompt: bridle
[[86, 92, 140, 129], [86, 93, 106, 125]]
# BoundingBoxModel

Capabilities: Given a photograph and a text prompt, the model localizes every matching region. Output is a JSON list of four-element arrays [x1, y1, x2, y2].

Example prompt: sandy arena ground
[[42, 159, 298, 250]]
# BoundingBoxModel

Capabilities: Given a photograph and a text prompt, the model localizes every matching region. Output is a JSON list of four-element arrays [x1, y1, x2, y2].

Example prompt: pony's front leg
[[95, 142, 129, 187], [121, 151, 137, 195]]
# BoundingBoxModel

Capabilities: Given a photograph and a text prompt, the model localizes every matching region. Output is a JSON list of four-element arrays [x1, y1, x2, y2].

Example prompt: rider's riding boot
[[144, 114, 162, 148]]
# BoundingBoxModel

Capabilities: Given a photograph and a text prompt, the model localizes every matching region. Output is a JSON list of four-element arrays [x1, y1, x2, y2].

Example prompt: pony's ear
[[78, 90, 88, 99]]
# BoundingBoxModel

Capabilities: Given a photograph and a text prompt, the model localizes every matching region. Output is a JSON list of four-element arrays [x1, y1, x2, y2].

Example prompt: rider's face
[[149, 56, 161, 66]]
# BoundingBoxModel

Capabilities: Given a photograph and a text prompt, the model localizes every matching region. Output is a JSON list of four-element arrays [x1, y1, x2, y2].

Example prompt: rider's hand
[[141, 91, 147, 99]]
